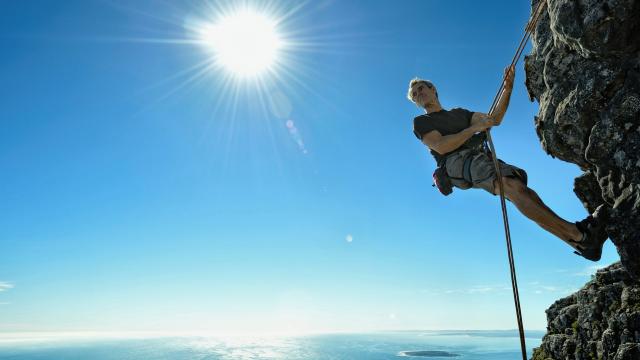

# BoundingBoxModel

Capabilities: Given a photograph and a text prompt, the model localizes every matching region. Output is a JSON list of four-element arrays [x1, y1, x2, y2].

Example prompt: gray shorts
[[445, 149, 528, 195]]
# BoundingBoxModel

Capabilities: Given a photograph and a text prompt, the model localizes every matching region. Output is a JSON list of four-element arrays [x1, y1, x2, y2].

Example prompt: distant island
[[398, 350, 461, 357]]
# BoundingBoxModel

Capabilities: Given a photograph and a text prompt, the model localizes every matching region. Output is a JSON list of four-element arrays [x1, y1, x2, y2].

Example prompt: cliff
[[523, 0, 640, 358], [524, 0, 640, 279], [531, 263, 639, 360]]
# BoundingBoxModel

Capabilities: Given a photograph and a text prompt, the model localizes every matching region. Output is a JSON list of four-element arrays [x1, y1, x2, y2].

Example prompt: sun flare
[[200, 9, 283, 77]]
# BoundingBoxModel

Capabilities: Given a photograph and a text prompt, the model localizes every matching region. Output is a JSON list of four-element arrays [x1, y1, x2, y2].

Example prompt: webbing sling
[[483, 1, 548, 360]]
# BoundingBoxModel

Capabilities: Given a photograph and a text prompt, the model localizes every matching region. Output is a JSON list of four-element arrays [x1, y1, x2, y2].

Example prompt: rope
[[483, 1, 547, 360]]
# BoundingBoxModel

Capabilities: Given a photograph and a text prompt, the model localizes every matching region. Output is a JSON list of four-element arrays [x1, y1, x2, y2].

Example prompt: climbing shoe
[[571, 206, 608, 261]]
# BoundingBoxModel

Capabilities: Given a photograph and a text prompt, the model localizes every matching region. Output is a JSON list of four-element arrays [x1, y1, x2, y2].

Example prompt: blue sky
[[0, 0, 619, 336]]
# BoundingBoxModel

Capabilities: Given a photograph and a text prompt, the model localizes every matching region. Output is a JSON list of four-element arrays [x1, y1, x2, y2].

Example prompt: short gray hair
[[407, 78, 436, 102]]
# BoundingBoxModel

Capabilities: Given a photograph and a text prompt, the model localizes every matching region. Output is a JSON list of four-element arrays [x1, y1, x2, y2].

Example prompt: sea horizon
[[0, 329, 545, 359]]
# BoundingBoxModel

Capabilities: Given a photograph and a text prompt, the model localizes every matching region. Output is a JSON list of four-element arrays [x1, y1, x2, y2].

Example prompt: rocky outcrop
[[524, 0, 640, 358], [532, 263, 640, 360], [524, 0, 640, 279]]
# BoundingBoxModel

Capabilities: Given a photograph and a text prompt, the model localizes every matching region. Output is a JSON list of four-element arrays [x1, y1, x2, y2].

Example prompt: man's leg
[[495, 176, 583, 245]]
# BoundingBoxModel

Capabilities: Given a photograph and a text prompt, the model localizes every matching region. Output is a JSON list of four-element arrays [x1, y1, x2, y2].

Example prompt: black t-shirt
[[413, 108, 474, 164]]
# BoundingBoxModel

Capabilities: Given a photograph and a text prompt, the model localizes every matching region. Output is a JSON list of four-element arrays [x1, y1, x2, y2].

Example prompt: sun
[[199, 9, 283, 78]]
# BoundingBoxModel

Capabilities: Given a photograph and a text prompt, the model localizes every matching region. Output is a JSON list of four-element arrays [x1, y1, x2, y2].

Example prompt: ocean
[[0, 330, 544, 359]]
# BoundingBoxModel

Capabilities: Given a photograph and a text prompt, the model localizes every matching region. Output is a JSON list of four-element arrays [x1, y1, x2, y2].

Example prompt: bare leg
[[494, 177, 583, 246]]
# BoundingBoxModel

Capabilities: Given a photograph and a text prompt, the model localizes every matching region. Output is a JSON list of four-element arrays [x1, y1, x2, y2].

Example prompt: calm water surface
[[0, 330, 544, 359]]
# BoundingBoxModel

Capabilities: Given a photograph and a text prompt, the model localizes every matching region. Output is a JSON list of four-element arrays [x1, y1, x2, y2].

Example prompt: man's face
[[411, 81, 436, 108]]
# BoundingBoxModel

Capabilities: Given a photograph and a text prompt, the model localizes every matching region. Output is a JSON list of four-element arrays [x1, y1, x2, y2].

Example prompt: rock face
[[531, 263, 640, 360], [524, 0, 640, 278], [524, 0, 640, 358]]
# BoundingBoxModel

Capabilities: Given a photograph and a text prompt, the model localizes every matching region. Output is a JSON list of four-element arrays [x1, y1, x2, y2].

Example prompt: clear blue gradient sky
[[0, 0, 618, 335]]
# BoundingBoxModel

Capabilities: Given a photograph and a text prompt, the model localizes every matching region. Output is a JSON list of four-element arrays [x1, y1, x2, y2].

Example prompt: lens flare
[[200, 9, 283, 77]]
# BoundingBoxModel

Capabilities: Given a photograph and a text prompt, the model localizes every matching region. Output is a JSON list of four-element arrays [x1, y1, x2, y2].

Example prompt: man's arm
[[471, 65, 515, 126], [422, 118, 493, 154]]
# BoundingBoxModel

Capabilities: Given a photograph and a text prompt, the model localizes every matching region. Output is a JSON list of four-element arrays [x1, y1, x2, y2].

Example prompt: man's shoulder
[[416, 108, 470, 117], [413, 108, 473, 123], [413, 113, 435, 127], [450, 107, 472, 114]]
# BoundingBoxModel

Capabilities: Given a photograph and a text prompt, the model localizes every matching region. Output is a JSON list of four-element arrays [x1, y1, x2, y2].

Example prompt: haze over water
[[0, 330, 543, 359]]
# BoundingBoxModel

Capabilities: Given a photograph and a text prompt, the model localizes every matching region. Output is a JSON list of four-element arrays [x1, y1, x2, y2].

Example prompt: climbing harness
[[432, 150, 476, 195], [484, 1, 548, 359], [432, 132, 486, 194]]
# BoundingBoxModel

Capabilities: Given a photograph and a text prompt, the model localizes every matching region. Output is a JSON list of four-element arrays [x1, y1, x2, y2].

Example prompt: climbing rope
[[483, 1, 547, 359]]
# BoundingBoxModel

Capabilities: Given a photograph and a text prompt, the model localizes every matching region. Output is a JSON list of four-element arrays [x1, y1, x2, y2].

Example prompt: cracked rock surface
[[524, 0, 640, 358], [524, 0, 640, 279], [531, 263, 640, 360]]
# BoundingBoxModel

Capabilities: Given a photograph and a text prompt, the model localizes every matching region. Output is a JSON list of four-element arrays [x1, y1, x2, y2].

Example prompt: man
[[407, 66, 608, 261]]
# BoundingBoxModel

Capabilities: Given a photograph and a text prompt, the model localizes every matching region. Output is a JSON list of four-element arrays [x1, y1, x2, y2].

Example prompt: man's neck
[[425, 101, 443, 114]]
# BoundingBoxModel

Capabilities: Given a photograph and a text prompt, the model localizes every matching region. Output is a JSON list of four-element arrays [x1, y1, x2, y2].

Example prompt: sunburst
[[198, 9, 283, 78]]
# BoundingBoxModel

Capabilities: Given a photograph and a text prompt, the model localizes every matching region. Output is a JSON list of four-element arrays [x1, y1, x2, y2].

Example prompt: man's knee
[[495, 176, 526, 198]]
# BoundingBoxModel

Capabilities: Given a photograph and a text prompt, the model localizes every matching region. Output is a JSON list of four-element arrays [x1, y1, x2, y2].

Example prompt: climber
[[407, 66, 608, 261]]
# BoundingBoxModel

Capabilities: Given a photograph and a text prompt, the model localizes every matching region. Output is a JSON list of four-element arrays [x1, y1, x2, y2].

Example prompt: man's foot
[[570, 205, 608, 261]]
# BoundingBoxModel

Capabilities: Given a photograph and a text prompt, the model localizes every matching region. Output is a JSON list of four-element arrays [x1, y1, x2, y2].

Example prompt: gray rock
[[511, 0, 640, 358], [525, 0, 640, 279], [531, 263, 639, 360], [613, 343, 640, 360]]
